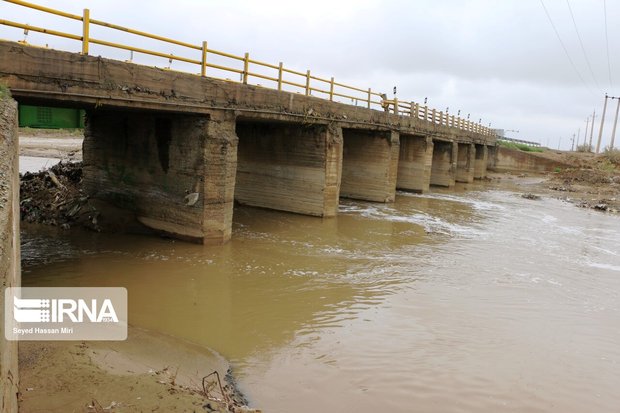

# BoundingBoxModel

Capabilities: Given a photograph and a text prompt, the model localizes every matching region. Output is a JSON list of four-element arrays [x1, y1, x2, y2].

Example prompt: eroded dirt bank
[[516, 150, 620, 213]]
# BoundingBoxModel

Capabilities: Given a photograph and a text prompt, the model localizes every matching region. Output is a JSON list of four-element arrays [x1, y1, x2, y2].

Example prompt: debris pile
[[20, 161, 100, 230], [521, 193, 541, 200]]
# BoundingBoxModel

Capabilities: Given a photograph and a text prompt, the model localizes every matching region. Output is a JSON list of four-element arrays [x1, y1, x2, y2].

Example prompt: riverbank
[[19, 128, 83, 161], [522, 149, 620, 213], [19, 327, 257, 413]]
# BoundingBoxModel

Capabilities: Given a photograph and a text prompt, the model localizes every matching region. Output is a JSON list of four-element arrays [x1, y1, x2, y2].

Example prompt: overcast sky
[[2, 0, 619, 150]]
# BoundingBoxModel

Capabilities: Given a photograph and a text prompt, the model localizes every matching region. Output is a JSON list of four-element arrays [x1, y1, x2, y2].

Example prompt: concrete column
[[235, 122, 342, 217], [0, 95, 19, 413], [430, 140, 457, 187], [397, 135, 433, 193], [83, 109, 238, 244], [202, 112, 238, 243], [341, 129, 399, 202], [486, 145, 496, 171], [474, 144, 489, 179], [456, 142, 475, 183]]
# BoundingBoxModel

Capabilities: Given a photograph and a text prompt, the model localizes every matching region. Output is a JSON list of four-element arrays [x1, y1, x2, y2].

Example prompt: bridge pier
[[474, 144, 489, 179], [235, 121, 342, 217], [83, 110, 237, 244], [456, 143, 475, 183], [340, 129, 399, 202], [396, 135, 433, 193], [430, 140, 457, 187]]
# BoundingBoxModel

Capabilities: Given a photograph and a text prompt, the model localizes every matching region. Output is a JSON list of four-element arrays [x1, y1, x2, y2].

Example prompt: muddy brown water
[[20, 178, 620, 413]]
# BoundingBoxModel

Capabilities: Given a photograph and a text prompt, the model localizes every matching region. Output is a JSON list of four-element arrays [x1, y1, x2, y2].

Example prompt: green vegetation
[[0, 83, 11, 99], [602, 148, 620, 166], [498, 140, 544, 153], [576, 144, 593, 153], [554, 167, 562, 173]]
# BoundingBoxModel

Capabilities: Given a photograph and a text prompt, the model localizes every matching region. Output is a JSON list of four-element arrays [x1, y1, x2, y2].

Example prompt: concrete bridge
[[0, 40, 495, 244]]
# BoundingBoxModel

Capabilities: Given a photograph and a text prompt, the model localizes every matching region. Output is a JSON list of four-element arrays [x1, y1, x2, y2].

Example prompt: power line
[[603, 0, 613, 88], [566, 0, 601, 91], [539, 0, 596, 96]]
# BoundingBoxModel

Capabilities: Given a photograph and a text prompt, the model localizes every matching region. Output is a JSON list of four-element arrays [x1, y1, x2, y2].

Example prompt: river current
[[21, 179, 620, 412]]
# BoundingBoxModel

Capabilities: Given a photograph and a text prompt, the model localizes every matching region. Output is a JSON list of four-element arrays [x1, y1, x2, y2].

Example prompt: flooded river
[[20, 179, 620, 412]]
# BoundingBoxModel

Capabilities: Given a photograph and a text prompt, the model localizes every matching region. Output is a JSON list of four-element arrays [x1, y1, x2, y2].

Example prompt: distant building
[[491, 128, 505, 138]]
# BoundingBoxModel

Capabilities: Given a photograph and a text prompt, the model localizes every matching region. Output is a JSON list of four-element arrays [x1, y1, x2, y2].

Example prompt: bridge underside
[[397, 134, 433, 193], [475, 144, 489, 179], [235, 121, 341, 217], [456, 142, 475, 183], [84, 109, 237, 244], [340, 129, 399, 202], [430, 141, 457, 188]]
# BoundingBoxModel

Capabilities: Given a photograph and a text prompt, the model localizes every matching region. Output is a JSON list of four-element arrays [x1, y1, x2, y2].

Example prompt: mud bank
[[490, 148, 620, 214], [19, 327, 258, 413]]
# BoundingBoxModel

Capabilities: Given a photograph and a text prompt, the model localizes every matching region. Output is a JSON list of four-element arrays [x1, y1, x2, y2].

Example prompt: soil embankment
[[495, 148, 620, 213], [542, 150, 620, 213]]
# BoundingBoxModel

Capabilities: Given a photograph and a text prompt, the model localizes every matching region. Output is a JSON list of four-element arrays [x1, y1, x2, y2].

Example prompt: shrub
[[498, 140, 543, 152], [0, 83, 11, 99], [603, 148, 620, 165]]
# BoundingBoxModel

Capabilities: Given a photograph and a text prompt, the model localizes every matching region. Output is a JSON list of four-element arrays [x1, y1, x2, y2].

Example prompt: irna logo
[[13, 297, 119, 323], [5, 287, 127, 341]]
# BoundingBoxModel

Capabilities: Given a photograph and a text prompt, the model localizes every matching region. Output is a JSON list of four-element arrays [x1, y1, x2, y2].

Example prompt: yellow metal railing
[[0, 0, 493, 136]]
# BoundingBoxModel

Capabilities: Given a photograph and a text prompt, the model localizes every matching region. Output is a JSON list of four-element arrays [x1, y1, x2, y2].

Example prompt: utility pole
[[571, 133, 576, 151], [596, 94, 609, 153], [610, 97, 620, 150], [576, 128, 581, 149], [558, 137, 562, 150], [589, 109, 596, 150], [584, 117, 589, 145]]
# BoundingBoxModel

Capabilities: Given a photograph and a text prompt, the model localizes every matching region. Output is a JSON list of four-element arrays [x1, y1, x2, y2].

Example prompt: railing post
[[432, 109, 436, 124], [201, 41, 207, 77], [277, 62, 283, 91], [243, 52, 249, 84], [367, 88, 371, 109], [410, 102, 415, 117], [329, 77, 334, 101], [82, 8, 90, 55], [394, 97, 399, 115], [450, 115, 455, 128], [424, 106, 429, 121], [305, 70, 311, 95]]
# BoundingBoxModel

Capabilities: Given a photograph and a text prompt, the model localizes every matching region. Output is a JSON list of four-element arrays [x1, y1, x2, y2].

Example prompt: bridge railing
[[0, 0, 493, 136], [498, 136, 541, 147]]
